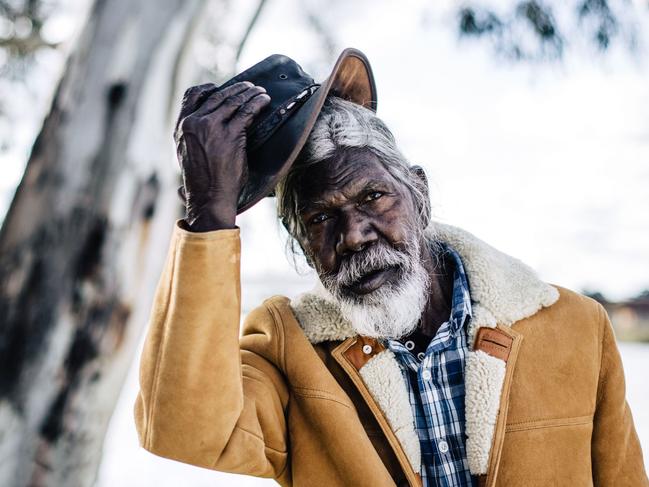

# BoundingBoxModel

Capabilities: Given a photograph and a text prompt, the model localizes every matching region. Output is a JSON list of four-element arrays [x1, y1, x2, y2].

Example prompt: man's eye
[[310, 213, 329, 225], [364, 191, 384, 202]]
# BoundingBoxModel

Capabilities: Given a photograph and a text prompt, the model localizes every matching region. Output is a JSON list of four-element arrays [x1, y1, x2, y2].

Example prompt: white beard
[[335, 263, 429, 339], [318, 235, 431, 340]]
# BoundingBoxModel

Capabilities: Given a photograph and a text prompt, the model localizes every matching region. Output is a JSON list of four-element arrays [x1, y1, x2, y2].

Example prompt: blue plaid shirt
[[385, 245, 477, 487]]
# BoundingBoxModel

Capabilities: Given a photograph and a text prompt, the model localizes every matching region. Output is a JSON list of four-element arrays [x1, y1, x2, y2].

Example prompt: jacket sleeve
[[591, 303, 648, 486], [133, 221, 290, 481]]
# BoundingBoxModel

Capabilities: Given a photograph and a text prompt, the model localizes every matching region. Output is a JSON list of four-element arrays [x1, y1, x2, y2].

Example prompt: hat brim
[[237, 47, 377, 214]]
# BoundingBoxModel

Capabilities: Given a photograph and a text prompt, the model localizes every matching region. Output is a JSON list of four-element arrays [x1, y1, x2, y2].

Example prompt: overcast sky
[[1, 0, 648, 305], [231, 0, 649, 302]]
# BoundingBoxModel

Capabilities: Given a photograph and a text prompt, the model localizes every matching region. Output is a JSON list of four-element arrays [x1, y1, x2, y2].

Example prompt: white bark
[[0, 0, 245, 485]]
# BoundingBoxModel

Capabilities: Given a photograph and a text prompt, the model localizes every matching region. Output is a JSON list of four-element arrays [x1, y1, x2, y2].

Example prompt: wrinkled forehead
[[295, 148, 399, 206]]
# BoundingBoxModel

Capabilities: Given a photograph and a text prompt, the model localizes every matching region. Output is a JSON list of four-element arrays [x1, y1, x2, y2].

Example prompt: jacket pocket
[[505, 414, 593, 433]]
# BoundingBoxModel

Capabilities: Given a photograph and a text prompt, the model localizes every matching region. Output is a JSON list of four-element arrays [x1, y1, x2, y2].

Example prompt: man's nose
[[335, 211, 378, 256]]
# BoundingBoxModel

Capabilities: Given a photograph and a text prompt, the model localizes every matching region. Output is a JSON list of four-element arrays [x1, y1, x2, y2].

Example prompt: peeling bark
[[0, 0, 226, 485]]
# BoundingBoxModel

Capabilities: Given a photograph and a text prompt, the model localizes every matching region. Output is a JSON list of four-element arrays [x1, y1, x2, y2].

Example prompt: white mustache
[[322, 242, 413, 289], [317, 234, 432, 339]]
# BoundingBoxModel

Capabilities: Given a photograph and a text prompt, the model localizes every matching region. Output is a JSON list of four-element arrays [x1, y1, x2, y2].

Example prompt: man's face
[[295, 148, 430, 338], [297, 149, 419, 282]]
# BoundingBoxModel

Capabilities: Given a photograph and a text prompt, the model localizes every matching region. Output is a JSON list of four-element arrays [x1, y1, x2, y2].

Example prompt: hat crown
[[210, 48, 376, 214], [220, 54, 316, 117]]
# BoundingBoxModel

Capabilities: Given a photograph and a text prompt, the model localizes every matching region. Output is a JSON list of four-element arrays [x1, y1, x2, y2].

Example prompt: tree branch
[[234, 0, 268, 64]]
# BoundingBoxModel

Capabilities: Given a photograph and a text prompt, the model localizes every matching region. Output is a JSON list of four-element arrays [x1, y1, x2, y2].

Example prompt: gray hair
[[275, 96, 430, 253]]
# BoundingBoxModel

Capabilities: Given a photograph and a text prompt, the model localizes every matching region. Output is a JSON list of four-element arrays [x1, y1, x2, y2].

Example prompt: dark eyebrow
[[298, 179, 394, 215], [360, 180, 392, 192], [298, 200, 328, 215]]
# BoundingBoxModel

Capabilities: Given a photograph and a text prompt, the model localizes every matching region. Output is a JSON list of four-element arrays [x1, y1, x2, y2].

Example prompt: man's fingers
[[182, 83, 218, 111], [174, 81, 253, 134], [190, 81, 255, 118], [194, 83, 265, 119], [229, 93, 272, 129], [219, 86, 268, 121], [175, 83, 219, 132]]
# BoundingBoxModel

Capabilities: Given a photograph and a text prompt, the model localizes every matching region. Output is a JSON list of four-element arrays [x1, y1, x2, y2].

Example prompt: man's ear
[[409, 165, 431, 229]]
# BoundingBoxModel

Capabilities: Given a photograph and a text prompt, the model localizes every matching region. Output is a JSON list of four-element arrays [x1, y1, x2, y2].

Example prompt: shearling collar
[[289, 222, 559, 476], [291, 222, 559, 345]]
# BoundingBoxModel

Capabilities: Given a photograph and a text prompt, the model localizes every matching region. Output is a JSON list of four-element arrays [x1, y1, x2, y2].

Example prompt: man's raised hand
[[173, 81, 271, 231]]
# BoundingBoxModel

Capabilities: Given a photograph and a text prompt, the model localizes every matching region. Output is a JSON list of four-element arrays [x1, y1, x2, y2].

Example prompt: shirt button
[[405, 340, 415, 351], [362, 344, 373, 354], [417, 352, 425, 361], [438, 440, 449, 454], [421, 370, 432, 381]]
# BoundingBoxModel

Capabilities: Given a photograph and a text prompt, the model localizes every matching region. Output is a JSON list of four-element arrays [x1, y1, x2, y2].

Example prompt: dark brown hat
[[217, 47, 377, 214]]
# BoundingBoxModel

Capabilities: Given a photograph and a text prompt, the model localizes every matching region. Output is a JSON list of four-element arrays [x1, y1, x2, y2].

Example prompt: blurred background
[[1, 0, 648, 485]]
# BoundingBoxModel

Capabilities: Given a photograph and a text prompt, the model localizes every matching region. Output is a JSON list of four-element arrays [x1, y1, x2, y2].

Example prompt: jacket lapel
[[466, 324, 523, 485], [331, 336, 423, 487], [289, 222, 558, 482]]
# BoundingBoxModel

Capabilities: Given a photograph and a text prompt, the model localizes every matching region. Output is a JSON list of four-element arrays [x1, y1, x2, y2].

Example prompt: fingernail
[[257, 85, 267, 92], [243, 81, 254, 87]]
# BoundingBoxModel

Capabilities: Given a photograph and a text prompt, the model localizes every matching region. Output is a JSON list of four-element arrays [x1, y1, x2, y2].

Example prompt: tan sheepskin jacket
[[133, 221, 648, 486]]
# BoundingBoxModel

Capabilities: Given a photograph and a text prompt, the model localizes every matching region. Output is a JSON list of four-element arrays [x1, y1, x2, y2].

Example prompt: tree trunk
[[0, 0, 222, 484]]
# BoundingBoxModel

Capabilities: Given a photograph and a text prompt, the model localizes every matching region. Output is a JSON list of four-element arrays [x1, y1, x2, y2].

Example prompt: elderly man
[[134, 49, 647, 486]]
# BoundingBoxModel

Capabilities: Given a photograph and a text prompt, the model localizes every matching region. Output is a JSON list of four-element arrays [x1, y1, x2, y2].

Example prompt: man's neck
[[416, 242, 454, 338]]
